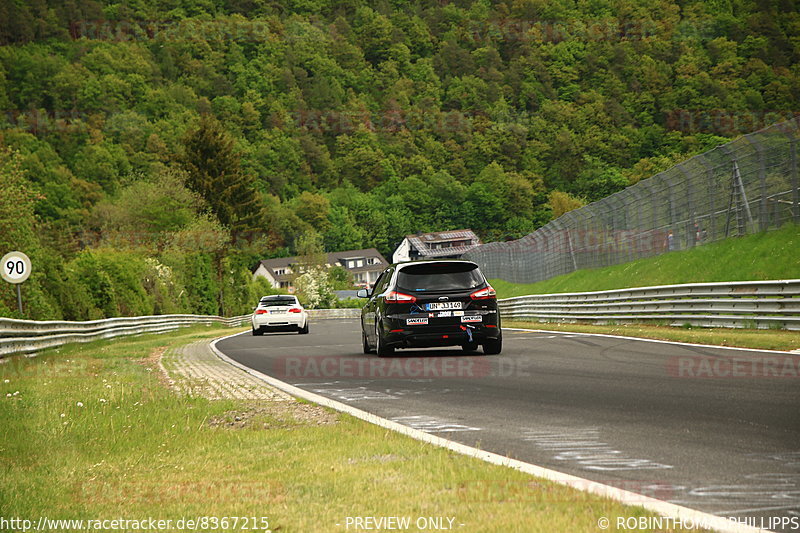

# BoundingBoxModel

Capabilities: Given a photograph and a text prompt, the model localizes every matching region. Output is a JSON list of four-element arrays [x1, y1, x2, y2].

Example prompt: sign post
[[1, 251, 32, 315]]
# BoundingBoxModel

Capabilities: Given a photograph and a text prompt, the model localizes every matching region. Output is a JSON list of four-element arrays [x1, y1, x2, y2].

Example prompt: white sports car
[[251, 295, 309, 335]]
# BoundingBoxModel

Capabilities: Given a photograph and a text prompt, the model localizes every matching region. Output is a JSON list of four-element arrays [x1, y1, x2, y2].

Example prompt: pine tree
[[180, 114, 264, 238], [181, 114, 265, 315]]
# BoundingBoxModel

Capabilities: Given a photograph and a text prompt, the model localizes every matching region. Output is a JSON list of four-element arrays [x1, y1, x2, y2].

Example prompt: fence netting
[[464, 117, 800, 284]]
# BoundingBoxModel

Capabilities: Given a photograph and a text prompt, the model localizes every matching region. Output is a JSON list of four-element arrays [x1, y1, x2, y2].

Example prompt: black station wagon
[[358, 260, 502, 357]]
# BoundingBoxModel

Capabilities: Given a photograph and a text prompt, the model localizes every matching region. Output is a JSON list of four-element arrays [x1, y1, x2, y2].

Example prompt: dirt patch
[[207, 401, 338, 430], [138, 346, 173, 388]]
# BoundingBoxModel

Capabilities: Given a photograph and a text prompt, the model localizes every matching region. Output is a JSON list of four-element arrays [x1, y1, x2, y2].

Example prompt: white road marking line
[[504, 327, 798, 355], [720, 505, 800, 514], [391, 415, 481, 433], [309, 386, 399, 402], [523, 428, 673, 472]]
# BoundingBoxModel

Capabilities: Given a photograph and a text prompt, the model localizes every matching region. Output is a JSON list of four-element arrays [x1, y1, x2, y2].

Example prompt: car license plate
[[426, 302, 463, 311]]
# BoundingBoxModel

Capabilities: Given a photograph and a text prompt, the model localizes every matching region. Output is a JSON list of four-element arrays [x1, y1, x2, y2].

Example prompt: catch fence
[[465, 117, 800, 283]]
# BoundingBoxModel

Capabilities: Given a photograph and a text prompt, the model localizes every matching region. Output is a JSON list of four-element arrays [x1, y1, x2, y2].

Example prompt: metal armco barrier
[[498, 280, 800, 331], [0, 308, 362, 358], [307, 308, 361, 319], [0, 314, 249, 358]]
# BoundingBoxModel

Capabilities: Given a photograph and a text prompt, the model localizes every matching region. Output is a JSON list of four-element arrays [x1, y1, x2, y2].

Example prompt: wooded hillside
[[1, 0, 798, 318]]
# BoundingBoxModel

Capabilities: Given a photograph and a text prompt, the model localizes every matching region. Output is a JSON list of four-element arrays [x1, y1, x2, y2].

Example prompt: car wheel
[[299, 321, 309, 334], [482, 336, 502, 355], [252, 326, 263, 336], [362, 329, 374, 354], [375, 320, 394, 358], [462, 341, 479, 352]]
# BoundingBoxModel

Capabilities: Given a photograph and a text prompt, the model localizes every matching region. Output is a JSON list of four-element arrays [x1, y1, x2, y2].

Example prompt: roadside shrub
[[67, 250, 153, 318]]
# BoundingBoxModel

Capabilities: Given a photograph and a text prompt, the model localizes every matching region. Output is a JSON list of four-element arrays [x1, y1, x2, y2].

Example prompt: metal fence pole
[[792, 137, 799, 222], [697, 155, 717, 243], [677, 164, 696, 247], [746, 136, 769, 231]]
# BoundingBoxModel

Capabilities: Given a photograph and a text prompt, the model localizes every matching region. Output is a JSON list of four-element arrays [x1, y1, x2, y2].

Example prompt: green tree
[[0, 148, 49, 318], [548, 191, 585, 219], [180, 114, 264, 236]]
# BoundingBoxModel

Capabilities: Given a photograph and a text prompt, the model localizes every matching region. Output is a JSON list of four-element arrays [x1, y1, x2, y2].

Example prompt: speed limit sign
[[1, 251, 32, 284]]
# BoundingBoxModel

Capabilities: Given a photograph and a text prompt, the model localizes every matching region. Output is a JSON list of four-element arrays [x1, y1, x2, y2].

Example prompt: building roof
[[405, 229, 481, 258], [327, 248, 388, 273], [255, 248, 388, 282]]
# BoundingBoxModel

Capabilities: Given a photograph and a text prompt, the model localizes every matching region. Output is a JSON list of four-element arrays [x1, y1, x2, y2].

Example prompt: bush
[[67, 250, 153, 318]]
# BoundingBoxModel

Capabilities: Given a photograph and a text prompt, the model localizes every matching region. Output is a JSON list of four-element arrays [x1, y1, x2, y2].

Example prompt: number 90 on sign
[[1, 251, 32, 284]]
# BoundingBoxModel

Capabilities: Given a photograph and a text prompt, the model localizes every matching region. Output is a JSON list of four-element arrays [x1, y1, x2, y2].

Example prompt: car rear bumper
[[381, 312, 500, 348], [252, 315, 306, 330]]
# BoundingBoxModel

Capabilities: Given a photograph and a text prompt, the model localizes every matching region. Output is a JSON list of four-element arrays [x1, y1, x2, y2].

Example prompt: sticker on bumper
[[461, 315, 482, 323], [407, 317, 428, 325], [438, 311, 452, 318]]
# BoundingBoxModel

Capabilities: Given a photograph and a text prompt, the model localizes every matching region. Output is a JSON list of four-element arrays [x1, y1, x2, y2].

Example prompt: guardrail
[[0, 308, 363, 358], [307, 308, 361, 319], [498, 280, 800, 330], [0, 314, 250, 358]]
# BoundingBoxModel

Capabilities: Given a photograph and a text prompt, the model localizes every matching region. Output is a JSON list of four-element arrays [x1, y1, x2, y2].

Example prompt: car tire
[[482, 336, 502, 355], [299, 321, 309, 334], [362, 329, 374, 354], [462, 341, 479, 353], [252, 326, 263, 336], [375, 320, 394, 358]]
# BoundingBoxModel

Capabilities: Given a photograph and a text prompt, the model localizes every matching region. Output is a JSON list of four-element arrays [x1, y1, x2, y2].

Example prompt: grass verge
[[1, 325, 710, 532], [492, 223, 800, 298], [506, 320, 800, 352]]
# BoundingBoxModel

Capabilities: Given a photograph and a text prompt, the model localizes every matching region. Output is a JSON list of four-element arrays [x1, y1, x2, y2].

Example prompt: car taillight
[[384, 291, 416, 303], [288, 307, 302, 313], [470, 286, 496, 300], [255, 309, 268, 314]]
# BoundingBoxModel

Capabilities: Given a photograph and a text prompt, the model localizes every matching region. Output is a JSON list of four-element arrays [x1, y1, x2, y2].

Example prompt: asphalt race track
[[217, 319, 800, 530]]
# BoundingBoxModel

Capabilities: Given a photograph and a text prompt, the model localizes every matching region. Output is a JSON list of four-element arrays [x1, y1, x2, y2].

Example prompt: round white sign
[[1, 251, 32, 284]]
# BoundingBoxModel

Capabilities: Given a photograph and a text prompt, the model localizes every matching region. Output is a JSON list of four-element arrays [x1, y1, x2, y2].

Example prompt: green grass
[[492, 223, 800, 298], [507, 321, 800, 352], [0, 326, 709, 532]]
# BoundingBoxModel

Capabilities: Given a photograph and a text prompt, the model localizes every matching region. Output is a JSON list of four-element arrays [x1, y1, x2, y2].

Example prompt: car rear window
[[259, 297, 297, 307], [396, 262, 485, 292]]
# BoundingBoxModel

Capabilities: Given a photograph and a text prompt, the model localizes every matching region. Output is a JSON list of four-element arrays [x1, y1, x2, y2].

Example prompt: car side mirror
[[356, 289, 369, 298]]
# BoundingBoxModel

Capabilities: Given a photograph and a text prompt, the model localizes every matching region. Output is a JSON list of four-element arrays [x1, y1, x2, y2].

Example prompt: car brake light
[[384, 291, 416, 303], [470, 286, 496, 300], [255, 309, 268, 314], [288, 307, 302, 313]]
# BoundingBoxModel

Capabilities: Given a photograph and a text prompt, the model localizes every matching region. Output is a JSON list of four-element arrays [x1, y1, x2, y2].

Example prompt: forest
[[0, 0, 798, 318]]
